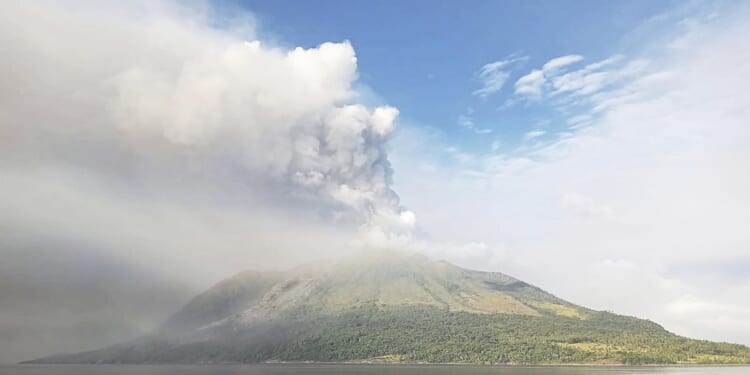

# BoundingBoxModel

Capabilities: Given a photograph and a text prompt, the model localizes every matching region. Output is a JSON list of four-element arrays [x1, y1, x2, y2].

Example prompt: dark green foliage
[[25, 253, 750, 365], [40, 304, 748, 365], [268, 305, 750, 365]]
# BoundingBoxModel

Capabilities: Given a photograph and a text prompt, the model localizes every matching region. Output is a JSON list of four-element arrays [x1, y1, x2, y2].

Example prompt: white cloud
[[393, 5, 750, 345], [513, 54, 647, 110], [523, 129, 546, 140], [472, 56, 525, 98], [3, 0, 750, 361], [472, 60, 512, 98], [513, 54, 584, 98], [457, 114, 492, 134], [458, 114, 475, 129], [550, 56, 648, 97], [512, 54, 653, 145], [514, 69, 546, 97], [542, 54, 584, 72], [567, 114, 593, 128], [560, 192, 616, 220]]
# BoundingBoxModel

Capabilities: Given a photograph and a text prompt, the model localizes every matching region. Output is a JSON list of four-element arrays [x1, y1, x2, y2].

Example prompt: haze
[[1, 0, 749, 364]]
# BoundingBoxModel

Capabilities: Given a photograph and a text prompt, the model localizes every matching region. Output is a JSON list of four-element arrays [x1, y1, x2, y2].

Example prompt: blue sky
[[189, 0, 750, 344], [2, 0, 750, 362], [219, 0, 676, 150]]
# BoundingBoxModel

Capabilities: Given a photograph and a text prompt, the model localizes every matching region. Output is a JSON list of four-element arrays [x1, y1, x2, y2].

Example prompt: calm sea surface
[[0, 365, 747, 375]]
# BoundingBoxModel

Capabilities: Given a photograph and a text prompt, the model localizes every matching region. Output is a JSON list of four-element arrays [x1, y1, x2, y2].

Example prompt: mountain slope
[[26, 251, 750, 365]]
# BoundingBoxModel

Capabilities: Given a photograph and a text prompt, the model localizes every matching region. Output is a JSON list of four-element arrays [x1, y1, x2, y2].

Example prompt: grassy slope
[[31, 304, 750, 365], [24, 252, 750, 365], [274, 305, 750, 365]]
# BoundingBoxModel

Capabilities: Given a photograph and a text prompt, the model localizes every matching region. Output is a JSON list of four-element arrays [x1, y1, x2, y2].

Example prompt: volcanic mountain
[[26, 251, 750, 365]]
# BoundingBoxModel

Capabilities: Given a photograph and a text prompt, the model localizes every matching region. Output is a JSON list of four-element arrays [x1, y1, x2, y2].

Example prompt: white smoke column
[[111, 39, 410, 226], [0, 0, 414, 237]]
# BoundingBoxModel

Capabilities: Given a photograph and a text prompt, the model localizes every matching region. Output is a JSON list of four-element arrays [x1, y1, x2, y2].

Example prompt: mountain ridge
[[25, 251, 750, 365]]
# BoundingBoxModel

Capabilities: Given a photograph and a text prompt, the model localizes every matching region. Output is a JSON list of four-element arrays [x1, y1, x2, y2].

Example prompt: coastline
[[12, 362, 750, 367], [262, 361, 750, 367]]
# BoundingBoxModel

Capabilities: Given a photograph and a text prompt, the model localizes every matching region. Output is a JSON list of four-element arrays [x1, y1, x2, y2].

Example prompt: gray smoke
[[1, 0, 412, 232], [0, 0, 413, 363]]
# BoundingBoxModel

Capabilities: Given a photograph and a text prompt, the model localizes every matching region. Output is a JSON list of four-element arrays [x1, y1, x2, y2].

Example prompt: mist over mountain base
[[25, 252, 750, 365]]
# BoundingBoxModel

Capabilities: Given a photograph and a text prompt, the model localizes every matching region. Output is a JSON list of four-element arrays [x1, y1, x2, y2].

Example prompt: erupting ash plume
[[1, 0, 415, 239], [110, 37, 413, 234], [0, 0, 418, 363]]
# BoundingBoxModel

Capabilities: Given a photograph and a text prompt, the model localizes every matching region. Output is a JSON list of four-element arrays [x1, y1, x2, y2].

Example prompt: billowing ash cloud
[[1, 0, 413, 236], [0, 0, 414, 363], [110, 37, 409, 231]]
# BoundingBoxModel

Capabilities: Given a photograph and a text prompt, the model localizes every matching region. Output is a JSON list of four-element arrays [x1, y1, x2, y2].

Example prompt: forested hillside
[[26, 252, 750, 365]]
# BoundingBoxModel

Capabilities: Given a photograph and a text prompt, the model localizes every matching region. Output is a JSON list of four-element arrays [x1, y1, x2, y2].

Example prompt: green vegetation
[[25, 252, 750, 365], [272, 304, 750, 365]]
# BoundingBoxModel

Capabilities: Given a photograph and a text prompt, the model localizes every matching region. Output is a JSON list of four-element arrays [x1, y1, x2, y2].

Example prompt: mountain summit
[[27, 251, 750, 365]]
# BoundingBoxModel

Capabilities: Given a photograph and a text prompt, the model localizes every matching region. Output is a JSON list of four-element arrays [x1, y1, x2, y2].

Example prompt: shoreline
[[263, 361, 750, 367], [16, 361, 750, 367]]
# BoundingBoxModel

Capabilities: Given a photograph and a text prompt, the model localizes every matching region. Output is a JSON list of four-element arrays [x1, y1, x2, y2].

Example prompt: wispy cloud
[[550, 56, 647, 98], [542, 54, 584, 72], [458, 114, 492, 134], [512, 53, 652, 142], [513, 54, 584, 98], [473, 61, 512, 98], [523, 129, 546, 140], [514, 70, 546, 98], [514, 53, 649, 105], [472, 56, 525, 98], [394, 6, 750, 346]]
